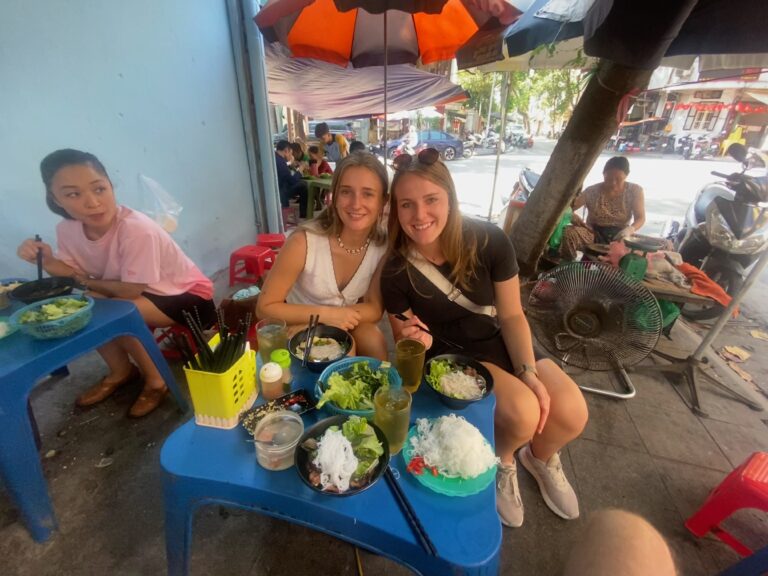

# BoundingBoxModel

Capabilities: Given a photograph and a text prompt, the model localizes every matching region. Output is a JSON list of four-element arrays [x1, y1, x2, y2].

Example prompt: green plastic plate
[[401, 423, 497, 497]]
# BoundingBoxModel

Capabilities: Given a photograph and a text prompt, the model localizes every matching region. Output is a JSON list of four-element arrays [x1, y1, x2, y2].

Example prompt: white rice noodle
[[410, 415, 499, 479], [313, 428, 359, 491], [440, 371, 482, 399], [297, 337, 344, 361]]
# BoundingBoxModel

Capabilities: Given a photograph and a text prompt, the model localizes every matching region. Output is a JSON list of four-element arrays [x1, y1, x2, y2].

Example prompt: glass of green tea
[[373, 386, 411, 455], [395, 338, 426, 394], [256, 318, 288, 364]]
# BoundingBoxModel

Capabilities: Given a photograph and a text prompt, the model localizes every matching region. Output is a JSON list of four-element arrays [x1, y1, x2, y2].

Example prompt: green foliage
[[458, 65, 590, 133]]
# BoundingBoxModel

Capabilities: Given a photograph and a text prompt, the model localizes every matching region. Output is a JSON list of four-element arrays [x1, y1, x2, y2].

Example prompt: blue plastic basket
[[11, 295, 94, 340], [315, 356, 402, 419]]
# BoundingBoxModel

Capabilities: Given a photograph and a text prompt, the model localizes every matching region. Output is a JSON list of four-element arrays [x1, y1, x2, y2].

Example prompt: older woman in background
[[561, 156, 646, 260]]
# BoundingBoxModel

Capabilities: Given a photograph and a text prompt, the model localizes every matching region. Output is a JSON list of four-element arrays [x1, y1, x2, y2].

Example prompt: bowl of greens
[[425, 354, 494, 410], [295, 415, 389, 496], [10, 295, 94, 340], [315, 357, 401, 418]]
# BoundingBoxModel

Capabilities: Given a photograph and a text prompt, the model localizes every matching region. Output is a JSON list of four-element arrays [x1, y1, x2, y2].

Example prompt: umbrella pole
[[383, 11, 388, 166], [488, 72, 511, 221]]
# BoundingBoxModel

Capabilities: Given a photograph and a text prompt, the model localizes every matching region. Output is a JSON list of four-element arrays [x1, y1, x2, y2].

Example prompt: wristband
[[514, 364, 538, 379]]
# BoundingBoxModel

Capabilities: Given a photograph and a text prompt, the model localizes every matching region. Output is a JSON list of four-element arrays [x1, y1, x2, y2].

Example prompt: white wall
[[0, 0, 257, 280], [666, 89, 737, 137]]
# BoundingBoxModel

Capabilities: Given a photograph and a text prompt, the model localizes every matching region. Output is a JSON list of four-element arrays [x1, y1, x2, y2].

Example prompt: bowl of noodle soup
[[289, 324, 352, 373], [424, 354, 494, 410]]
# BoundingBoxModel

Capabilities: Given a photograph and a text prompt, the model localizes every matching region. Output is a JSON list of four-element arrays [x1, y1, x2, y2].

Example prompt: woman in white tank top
[[257, 153, 389, 359]]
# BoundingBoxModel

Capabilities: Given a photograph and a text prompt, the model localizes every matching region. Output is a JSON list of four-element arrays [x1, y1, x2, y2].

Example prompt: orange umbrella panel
[[256, 0, 522, 68]]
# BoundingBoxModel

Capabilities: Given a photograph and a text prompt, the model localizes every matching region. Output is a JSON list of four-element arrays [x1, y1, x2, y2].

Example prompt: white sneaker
[[496, 461, 524, 528], [519, 444, 579, 520]]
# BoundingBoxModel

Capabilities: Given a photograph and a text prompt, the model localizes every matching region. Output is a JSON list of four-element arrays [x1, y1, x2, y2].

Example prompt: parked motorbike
[[506, 133, 533, 149], [462, 139, 475, 158], [674, 143, 768, 319], [677, 135, 694, 158], [688, 135, 717, 160]]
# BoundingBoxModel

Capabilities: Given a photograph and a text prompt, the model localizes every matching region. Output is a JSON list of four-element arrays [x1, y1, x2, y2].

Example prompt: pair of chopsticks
[[385, 467, 437, 556], [302, 314, 320, 367], [393, 313, 464, 351]]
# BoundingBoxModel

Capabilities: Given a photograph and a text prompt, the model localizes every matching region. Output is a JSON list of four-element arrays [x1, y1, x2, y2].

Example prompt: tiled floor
[[1, 316, 767, 575]]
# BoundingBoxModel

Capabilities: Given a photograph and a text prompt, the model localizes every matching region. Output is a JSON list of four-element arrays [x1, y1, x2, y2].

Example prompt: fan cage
[[527, 262, 663, 371]]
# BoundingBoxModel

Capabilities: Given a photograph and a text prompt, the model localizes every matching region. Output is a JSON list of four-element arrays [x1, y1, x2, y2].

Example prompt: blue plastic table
[[161, 368, 502, 576], [0, 299, 188, 542]]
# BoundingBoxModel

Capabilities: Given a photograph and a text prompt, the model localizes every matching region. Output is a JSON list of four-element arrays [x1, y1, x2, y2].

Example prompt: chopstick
[[385, 467, 437, 556], [393, 313, 464, 351], [302, 314, 319, 367], [34, 234, 43, 281]]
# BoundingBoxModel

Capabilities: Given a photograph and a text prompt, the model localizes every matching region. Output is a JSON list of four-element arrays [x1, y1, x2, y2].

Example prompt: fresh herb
[[317, 361, 390, 410]]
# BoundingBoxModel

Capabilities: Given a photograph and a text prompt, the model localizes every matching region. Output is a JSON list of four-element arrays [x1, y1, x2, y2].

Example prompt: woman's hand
[[521, 372, 550, 434], [398, 315, 433, 350], [17, 238, 54, 264], [322, 307, 361, 332], [616, 226, 635, 239]]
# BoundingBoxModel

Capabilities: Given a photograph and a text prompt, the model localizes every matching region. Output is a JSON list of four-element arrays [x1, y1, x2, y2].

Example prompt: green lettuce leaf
[[426, 359, 455, 391]]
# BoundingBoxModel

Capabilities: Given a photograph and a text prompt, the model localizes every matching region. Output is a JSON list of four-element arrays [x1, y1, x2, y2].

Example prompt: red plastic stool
[[229, 245, 276, 287], [686, 452, 768, 557], [256, 233, 285, 249], [152, 324, 198, 361]]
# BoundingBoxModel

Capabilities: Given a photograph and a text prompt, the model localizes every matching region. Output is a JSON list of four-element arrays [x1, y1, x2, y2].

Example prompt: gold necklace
[[337, 235, 370, 255]]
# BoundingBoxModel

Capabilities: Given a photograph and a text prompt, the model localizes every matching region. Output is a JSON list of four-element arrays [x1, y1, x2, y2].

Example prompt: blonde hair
[[301, 152, 389, 245], [388, 158, 481, 291]]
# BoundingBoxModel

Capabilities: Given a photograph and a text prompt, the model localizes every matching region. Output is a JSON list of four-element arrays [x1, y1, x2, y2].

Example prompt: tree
[[511, 61, 652, 275], [506, 71, 533, 130]]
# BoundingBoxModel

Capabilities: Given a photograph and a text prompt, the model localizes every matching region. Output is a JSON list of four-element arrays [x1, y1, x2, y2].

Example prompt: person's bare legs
[[350, 322, 388, 360], [530, 359, 588, 461], [563, 509, 677, 576], [120, 296, 175, 390], [483, 362, 539, 465], [485, 359, 587, 526], [483, 359, 587, 464], [92, 294, 174, 391]]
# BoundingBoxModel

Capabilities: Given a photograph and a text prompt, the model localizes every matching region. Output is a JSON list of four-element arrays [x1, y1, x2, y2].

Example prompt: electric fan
[[526, 262, 663, 399]]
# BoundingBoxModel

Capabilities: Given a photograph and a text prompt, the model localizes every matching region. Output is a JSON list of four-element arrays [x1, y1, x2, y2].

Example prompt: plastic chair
[[228, 245, 276, 287], [153, 324, 198, 361], [685, 452, 768, 557], [256, 233, 285, 249]]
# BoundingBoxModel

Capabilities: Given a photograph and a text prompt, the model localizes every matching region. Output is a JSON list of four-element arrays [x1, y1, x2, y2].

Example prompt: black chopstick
[[35, 234, 43, 281], [302, 314, 319, 367], [385, 467, 437, 556], [393, 313, 464, 351]]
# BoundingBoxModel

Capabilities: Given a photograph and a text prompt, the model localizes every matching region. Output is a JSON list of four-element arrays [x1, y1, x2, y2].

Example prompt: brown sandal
[[128, 385, 169, 418], [76, 366, 141, 407]]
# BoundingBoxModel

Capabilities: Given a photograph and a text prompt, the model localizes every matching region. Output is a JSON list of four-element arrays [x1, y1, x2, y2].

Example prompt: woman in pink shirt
[[17, 149, 215, 417]]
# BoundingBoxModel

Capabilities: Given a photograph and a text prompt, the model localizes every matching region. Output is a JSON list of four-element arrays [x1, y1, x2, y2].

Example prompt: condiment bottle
[[270, 349, 292, 393], [259, 362, 283, 401]]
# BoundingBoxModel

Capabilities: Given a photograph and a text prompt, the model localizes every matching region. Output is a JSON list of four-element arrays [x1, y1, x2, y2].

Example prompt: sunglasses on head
[[392, 147, 441, 171]]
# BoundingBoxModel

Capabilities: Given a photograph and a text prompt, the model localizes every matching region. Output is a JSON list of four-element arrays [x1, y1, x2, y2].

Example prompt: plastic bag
[[138, 174, 182, 233]]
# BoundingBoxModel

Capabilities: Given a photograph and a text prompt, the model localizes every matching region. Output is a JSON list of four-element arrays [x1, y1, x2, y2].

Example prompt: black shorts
[[142, 291, 217, 328]]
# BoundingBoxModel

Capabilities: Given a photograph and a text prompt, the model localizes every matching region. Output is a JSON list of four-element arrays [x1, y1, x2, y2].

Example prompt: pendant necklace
[[337, 235, 370, 255]]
